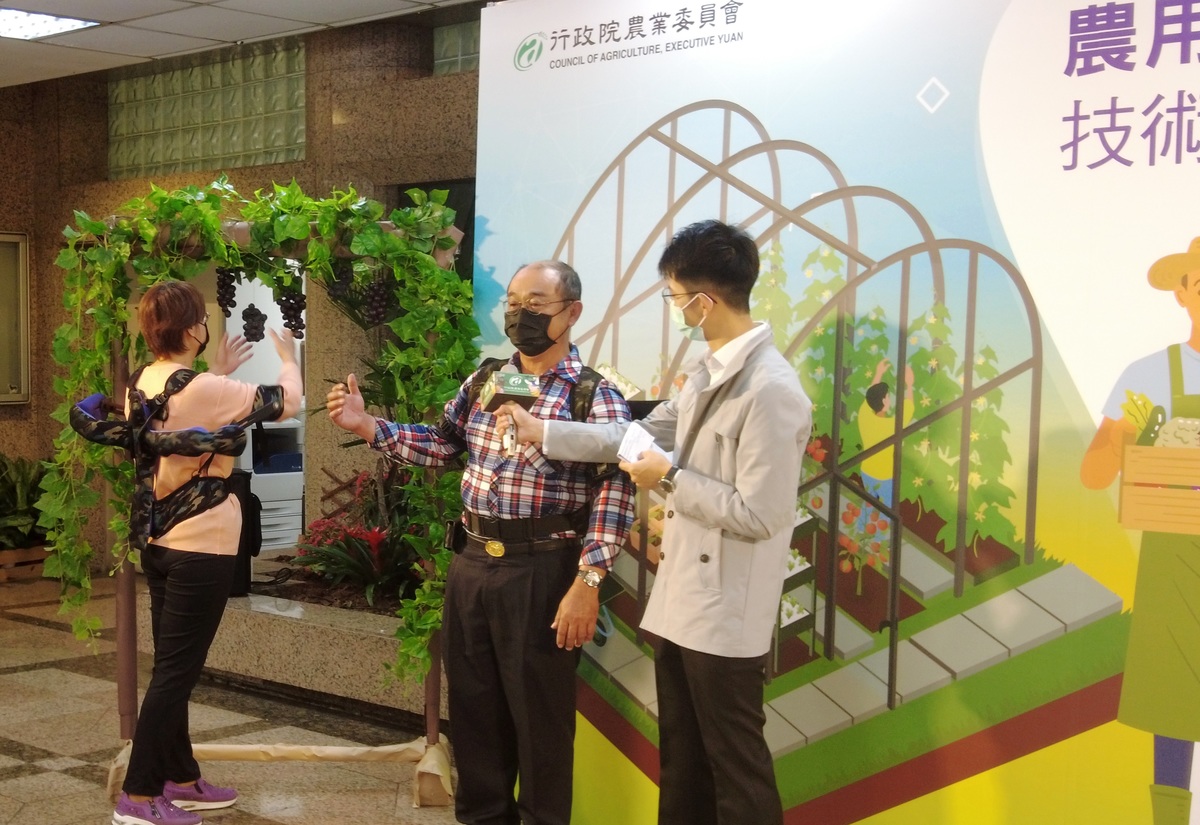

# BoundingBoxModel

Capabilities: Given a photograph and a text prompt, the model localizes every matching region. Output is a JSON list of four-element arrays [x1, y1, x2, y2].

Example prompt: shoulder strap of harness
[[129, 367, 199, 433], [571, 366, 604, 425], [574, 366, 621, 483], [433, 358, 509, 454], [465, 357, 510, 413]]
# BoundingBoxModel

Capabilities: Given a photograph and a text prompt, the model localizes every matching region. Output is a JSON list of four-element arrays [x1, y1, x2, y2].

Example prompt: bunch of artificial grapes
[[361, 278, 391, 326], [328, 260, 353, 299], [277, 287, 306, 340], [242, 304, 268, 342], [216, 268, 239, 318]]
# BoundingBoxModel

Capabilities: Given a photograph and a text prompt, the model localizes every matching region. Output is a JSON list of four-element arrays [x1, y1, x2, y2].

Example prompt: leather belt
[[462, 532, 579, 559], [464, 510, 584, 541]]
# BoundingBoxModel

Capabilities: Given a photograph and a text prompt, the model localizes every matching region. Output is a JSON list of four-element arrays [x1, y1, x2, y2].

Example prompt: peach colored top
[[130, 360, 303, 556]]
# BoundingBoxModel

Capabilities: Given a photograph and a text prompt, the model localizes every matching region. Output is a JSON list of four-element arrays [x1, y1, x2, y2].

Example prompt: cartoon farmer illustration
[[1081, 238, 1200, 825], [857, 358, 914, 527]]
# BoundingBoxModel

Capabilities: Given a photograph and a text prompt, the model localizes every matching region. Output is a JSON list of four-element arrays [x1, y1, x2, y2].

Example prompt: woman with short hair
[[112, 280, 302, 825]]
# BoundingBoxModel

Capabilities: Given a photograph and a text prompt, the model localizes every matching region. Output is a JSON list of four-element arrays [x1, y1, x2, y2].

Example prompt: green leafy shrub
[[0, 453, 48, 550]]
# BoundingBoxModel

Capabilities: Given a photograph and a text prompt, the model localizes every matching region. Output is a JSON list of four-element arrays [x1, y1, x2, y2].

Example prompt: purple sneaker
[[163, 777, 238, 811], [112, 792, 202, 825]]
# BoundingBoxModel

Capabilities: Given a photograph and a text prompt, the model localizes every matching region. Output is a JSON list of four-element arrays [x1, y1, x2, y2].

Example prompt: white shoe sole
[[171, 796, 236, 811], [112, 813, 204, 825]]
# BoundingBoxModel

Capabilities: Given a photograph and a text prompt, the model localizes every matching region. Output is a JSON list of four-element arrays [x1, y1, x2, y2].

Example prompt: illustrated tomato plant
[[762, 241, 1021, 572], [754, 241, 846, 445], [835, 499, 892, 596]]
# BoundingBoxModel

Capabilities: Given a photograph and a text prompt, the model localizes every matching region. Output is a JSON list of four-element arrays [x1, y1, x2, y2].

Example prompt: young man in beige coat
[[499, 220, 812, 825]]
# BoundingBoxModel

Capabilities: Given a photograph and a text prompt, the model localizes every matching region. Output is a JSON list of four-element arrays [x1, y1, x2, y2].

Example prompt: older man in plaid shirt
[[327, 260, 634, 825]]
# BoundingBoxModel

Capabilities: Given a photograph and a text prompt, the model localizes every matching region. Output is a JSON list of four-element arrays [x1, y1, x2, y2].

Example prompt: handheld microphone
[[482, 364, 540, 457], [479, 364, 540, 412]]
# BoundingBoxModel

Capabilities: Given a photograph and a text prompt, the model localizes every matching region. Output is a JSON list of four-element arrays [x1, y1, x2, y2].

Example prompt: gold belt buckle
[[484, 540, 506, 558]]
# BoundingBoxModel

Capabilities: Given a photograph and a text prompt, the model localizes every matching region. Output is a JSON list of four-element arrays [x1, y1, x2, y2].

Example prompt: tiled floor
[[0, 576, 458, 825]]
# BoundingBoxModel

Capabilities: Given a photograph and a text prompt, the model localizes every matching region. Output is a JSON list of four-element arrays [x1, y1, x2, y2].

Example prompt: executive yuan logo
[[514, 33, 546, 71]]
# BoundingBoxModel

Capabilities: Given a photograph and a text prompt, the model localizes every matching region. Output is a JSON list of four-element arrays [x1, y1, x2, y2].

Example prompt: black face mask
[[193, 323, 209, 357], [504, 306, 566, 357]]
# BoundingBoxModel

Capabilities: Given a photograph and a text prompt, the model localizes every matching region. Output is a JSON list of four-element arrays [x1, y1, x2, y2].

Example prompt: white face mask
[[670, 293, 709, 341]]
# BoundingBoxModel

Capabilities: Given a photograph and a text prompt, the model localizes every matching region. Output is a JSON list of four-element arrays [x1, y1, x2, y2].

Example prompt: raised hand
[[267, 328, 297, 365], [326, 373, 375, 441], [208, 333, 253, 376]]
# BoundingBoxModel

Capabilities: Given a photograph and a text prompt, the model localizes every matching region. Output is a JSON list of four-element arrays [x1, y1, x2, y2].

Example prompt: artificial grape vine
[[45, 180, 479, 688]]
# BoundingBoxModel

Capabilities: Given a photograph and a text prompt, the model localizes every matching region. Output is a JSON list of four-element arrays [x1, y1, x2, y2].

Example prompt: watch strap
[[660, 464, 680, 493]]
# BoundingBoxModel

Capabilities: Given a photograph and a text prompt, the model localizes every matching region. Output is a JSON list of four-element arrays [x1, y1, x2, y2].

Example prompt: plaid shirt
[[369, 347, 635, 570]]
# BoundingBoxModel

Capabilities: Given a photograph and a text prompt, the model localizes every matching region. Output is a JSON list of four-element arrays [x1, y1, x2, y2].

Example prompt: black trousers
[[444, 543, 581, 825], [123, 546, 235, 797], [655, 639, 783, 825]]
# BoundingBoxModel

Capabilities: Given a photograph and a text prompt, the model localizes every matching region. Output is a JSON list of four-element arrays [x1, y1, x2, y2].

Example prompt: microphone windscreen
[[479, 368, 540, 411]]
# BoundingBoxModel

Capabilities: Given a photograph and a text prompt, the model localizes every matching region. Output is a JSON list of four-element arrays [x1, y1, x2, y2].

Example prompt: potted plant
[[0, 452, 50, 581], [286, 467, 424, 611]]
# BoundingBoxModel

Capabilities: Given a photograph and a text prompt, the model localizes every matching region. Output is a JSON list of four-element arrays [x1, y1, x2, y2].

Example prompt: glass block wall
[[433, 21, 480, 75], [108, 42, 305, 180]]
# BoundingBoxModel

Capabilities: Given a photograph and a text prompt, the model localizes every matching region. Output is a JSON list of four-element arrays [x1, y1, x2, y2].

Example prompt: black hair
[[657, 220, 758, 312], [865, 382, 889, 413]]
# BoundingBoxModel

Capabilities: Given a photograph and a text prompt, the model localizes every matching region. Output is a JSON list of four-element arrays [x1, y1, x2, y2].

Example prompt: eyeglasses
[[500, 296, 573, 315], [661, 289, 705, 305]]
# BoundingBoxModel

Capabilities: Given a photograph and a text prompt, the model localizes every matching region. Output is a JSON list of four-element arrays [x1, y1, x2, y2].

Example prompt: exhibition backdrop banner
[[476, 1, 1199, 823]]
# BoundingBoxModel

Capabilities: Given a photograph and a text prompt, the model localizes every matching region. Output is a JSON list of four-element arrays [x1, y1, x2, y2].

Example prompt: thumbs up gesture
[[326, 373, 375, 441]]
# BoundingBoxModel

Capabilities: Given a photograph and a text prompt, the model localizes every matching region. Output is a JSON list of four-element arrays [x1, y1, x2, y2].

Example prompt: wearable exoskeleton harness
[[70, 366, 284, 551], [433, 357, 619, 483]]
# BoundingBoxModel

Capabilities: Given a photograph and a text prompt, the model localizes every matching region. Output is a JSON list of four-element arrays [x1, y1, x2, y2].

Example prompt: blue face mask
[[670, 293, 709, 341]]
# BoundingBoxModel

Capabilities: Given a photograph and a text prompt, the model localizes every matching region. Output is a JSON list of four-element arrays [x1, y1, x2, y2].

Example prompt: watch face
[[579, 569, 602, 587]]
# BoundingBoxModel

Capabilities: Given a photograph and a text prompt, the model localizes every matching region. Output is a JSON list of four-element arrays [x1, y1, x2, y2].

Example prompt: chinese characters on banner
[[547, 1, 743, 50], [1061, 1, 1200, 169]]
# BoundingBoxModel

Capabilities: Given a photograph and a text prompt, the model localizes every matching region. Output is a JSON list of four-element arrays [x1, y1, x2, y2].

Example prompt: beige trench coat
[[546, 326, 812, 658]]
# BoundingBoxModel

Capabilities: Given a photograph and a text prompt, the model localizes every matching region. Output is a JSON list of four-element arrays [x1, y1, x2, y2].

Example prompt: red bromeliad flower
[[363, 526, 388, 571], [365, 526, 387, 551]]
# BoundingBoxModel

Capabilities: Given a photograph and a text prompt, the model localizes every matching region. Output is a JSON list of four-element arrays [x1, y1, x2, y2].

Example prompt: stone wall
[[137, 592, 449, 722]]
